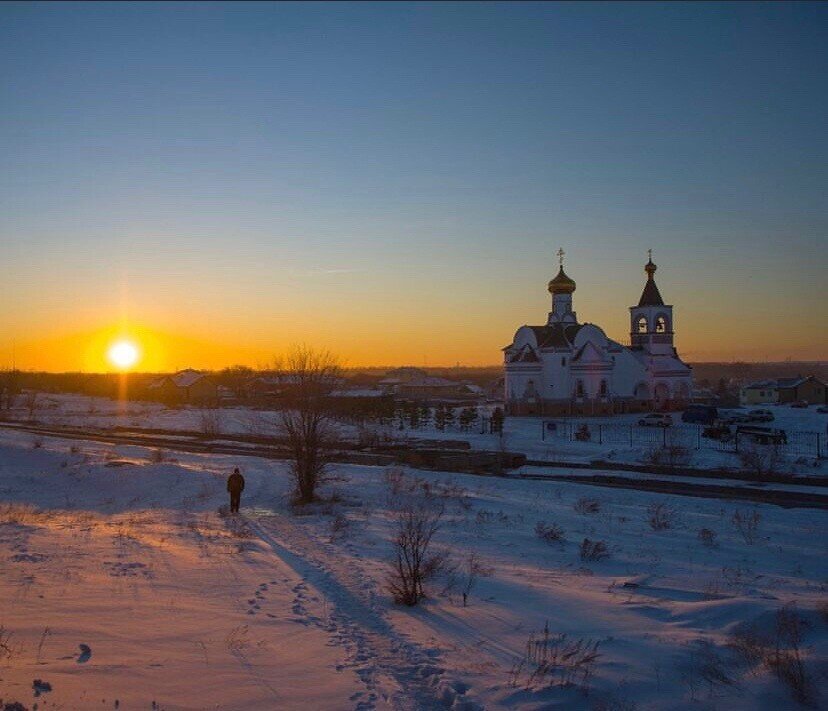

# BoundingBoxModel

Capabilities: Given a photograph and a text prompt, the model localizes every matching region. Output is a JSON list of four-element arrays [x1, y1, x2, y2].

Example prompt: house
[[775, 376, 827, 405], [146, 369, 218, 405], [739, 380, 779, 406], [379, 369, 482, 403]]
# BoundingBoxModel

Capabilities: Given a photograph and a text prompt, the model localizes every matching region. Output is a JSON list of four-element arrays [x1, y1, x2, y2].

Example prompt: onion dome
[[548, 266, 576, 295], [645, 257, 657, 278]]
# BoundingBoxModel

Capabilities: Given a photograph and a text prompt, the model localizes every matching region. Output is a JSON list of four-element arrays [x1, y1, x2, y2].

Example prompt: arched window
[[575, 380, 585, 398], [655, 315, 667, 333], [636, 316, 648, 333], [561, 357, 566, 366], [599, 379, 608, 397]]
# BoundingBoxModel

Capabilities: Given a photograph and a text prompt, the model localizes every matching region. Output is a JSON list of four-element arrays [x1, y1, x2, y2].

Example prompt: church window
[[561, 357, 566, 366], [599, 380, 608, 396], [575, 380, 585, 398], [636, 316, 648, 333], [655, 315, 667, 333]]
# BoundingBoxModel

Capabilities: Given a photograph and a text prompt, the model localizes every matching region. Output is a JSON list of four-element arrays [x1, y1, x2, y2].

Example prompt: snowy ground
[[1, 428, 826, 710], [6, 393, 827, 474]]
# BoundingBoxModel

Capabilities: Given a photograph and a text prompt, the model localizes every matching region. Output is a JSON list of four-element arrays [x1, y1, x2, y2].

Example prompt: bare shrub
[[728, 604, 814, 705], [149, 448, 166, 464], [509, 621, 601, 692], [681, 639, 739, 698], [328, 513, 350, 542], [574, 497, 600, 515], [731, 508, 761, 545], [728, 624, 767, 667], [645, 441, 691, 468], [23, 390, 39, 421], [535, 521, 566, 544], [0, 625, 14, 661], [647, 502, 676, 531], [460, 552, 493, 607], [278, 346, 342, 505], [697, 528, 718, 548], [198, 408, 223, 438], [769, 604, 812, 705], [739, 442, 784, 479], [387, 503, 443, 606], [579, 538, 609, 562]]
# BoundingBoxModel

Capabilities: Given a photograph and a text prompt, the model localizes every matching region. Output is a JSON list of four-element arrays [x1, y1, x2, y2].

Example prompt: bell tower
[[547, 248, 578, 325], [630, 251, 674, 355]]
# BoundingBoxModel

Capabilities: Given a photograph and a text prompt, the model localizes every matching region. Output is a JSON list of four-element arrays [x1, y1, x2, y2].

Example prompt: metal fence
[[540, 420, 824, 459]]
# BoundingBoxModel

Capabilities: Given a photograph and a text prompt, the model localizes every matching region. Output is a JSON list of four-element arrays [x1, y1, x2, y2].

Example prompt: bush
[[328, 513, 350, 542], [647, 502, 676, 531], [645, 442, 691, 468], [535, 521, 566, 544], [198, 408, 223, 438], [697, 528, 718, 548], [579, 538, 609, 562], [732, 509, 761, 545], [573, 497, 600, 515], [387, 503, 444, 606], [739, 442, 784, 479], [509, 621, 601, 692], [728, 604, 814, 705]]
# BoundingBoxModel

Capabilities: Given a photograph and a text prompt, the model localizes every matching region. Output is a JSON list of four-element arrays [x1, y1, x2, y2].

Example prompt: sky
[[1, 1, 826, 372]]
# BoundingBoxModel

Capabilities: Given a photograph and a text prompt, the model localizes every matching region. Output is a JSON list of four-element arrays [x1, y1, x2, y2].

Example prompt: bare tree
[[460, 552, 492, 607], [23, 390, 39, 421], [278, 346, 342, 505], [198, 408, 223, 438], [387, 503, 444, 606]]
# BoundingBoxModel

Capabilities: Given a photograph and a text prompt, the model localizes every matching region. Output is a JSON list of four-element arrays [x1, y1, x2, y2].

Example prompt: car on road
[[747, 409, 775, 423], [681, 405, 718, 425], [790, 400, 809, 408], [719, 410, 751, 424], [638, 413, 673, 427]]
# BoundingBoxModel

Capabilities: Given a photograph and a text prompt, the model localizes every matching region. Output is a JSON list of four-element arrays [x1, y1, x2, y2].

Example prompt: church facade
[[504, 253, 692, 416]]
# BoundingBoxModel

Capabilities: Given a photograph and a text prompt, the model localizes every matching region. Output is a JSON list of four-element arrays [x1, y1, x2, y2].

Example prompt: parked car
[[790, 400, 809, 408], [747, 409, 775, 423], [702, 422, 733, 442], [638, 413, 673, 427], [719, 410, 750, 424], [735, 425, 788, 445], [817, 405, 828, 414], [682, 404, 718, 425]]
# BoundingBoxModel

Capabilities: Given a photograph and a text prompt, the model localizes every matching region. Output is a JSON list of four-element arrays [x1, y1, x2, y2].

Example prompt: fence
[[540, 420, 824, 459]]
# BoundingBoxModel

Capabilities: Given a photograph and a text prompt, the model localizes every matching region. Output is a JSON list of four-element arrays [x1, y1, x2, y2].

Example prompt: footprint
[[77, 644, 92, 664]]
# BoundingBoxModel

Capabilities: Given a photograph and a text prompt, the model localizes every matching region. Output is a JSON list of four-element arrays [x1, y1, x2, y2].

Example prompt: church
[[504, 251, 692, 416]]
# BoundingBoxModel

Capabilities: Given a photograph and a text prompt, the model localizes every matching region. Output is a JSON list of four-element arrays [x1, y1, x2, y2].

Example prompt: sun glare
[[108, 339, 140, 370]]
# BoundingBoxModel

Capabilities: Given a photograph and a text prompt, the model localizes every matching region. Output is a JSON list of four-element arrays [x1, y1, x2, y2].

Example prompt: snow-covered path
[[246, 513, 476, 710]]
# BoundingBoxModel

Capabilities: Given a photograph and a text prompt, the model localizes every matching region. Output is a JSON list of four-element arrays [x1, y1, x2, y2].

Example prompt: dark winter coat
[[227, 472, 245, 493]]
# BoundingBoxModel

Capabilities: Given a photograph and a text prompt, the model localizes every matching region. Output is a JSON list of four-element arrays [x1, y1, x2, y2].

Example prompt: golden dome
[[548, 266, 576, 295]]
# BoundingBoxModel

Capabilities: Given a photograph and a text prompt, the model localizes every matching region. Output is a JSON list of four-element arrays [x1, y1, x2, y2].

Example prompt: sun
[[107, 339, 140, 370]]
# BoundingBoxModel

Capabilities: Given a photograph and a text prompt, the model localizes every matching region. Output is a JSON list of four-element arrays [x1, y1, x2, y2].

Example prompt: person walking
[[227, 467, 245, 514]]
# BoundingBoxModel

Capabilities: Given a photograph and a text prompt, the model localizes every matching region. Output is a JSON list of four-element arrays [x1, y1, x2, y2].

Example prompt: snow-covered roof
[[170, 369, 210, 388], [328, 388, 386, 398]]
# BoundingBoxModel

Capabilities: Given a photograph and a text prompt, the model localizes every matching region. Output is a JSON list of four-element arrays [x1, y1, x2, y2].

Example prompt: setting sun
[[107, 339, 140, 370]]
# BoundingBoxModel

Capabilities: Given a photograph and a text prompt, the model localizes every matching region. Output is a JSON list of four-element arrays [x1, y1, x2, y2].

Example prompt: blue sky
[[1, 2, 826, 368]]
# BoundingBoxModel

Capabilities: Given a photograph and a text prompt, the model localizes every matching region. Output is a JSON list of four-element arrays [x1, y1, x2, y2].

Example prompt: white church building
[[504, 251, 692, 416]]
